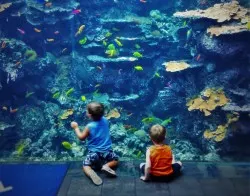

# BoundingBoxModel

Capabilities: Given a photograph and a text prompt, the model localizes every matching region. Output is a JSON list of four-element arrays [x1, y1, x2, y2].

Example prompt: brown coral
[[207, 24, 249, 36], [186, 88, 229, 116], [163, 61, 190, 72], [105, 108, 120, 119], [203, 113, 239, 142], [0, 3, 12, 12], [173, 1, 250, 24]]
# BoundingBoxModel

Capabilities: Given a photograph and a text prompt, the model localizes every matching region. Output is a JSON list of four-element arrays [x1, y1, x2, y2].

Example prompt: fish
[[183, 21, 187, 26], [62, 141, 72, 150], [1, 41, 6, 48], [114, 38, 123, 47], [246, 22, 250, 30], [135, 44, 140, 49], [102, 40, 107, 46], [97, 66, 102, 70], [81, 95, 86, 102], [34, 28, 41, 33], [154, 72, 161, 78], [79, 37, 87, 45], [140, 0, 147, 3], [75, 25, 85, 37], [165, 80, 172, 88], [47, 38, 54, 42], [196, 54, 201, 61], [134, 65, 143, 71], [95, 84, 101, 88], [45, 2, 52, 7], [15, 61, 21, 67], [72, 9, 81, 15], [10, 108, 18, 113], [112, 27, 120, 32], [52, 92, 60, 99], [65, 88, 74, 96], [61, 48, 67, 53], [186, 29, 192, 41], [105, 32, 112, 38], [2, 106, 8, 111], [25, 91, 35, 98], [17, 28, 25, 35], [127, 113, 133, 116], [118, 69, 122, 75], [54, 31, 60, 35], [133, 51, 143, 58]]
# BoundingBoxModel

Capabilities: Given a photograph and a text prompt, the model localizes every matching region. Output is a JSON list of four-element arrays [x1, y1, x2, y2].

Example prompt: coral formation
[[25, 50, 37, 61], [203, 113, 239, 142], [105, 108, 120, 119], [187, 88, 229, 116], [0, 3, 12, 12], [207, 24, 250, 36], [173, 1, 250, 24], [60, 109, 74, 120], [163, 61, 190, 72]]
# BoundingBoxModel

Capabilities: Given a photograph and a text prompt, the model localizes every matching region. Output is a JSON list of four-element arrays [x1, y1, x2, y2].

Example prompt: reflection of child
[[140, 124, 182, 181], [71, 102, 119, 185]]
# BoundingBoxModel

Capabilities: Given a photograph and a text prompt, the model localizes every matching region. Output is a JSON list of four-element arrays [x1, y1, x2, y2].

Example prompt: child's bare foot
[[102, 165, 117, 177], [88, 170, 103, 185]]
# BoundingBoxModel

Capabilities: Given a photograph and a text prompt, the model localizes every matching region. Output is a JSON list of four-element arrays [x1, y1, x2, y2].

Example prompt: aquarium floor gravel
[[57, 161, 250, 196]]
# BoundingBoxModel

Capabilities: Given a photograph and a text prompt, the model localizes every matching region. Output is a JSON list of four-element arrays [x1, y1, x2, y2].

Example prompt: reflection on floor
[[58, 161, 250, 196]]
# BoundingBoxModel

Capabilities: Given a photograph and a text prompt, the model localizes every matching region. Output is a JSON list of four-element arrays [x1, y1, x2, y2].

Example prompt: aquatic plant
[[187, 88, 229, 116], [25, 49, 37, 61]]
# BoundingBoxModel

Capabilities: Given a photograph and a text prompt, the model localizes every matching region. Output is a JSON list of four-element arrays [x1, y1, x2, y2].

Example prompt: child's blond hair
[[149, 124, 166, 143]]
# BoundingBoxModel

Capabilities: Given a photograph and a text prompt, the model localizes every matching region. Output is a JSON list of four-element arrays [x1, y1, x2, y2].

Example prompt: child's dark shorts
[[83, 150, 119, 170], [140, 163, 182, 181]]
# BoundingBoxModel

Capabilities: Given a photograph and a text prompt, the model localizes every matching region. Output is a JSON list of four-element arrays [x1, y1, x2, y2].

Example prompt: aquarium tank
[[0, 0, 249, 162]]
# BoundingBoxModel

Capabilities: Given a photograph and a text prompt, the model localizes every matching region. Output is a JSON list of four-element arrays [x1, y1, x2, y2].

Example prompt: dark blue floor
[[0, 163, 69, 196]]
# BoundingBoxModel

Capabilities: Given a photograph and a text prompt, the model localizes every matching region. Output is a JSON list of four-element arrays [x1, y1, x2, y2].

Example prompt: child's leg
[[83, 152, 103, 185], [102, 151, 119, 177]]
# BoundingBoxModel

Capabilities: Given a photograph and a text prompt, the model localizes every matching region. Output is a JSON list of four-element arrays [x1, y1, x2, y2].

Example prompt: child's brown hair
[[87, 102, 104, 121], [149, 124, 166, 144]]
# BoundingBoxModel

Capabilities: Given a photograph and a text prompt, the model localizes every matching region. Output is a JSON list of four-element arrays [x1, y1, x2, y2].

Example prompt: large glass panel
[[0, 0, 249, 162]]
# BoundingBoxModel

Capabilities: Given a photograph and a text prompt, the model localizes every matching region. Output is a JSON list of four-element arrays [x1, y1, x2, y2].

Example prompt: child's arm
[[71, 121, 89, 141], [140, 148, 151, 181]]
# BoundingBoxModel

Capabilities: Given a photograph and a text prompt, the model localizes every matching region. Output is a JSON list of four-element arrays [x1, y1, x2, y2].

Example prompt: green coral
[[25, 49, 37, 61]]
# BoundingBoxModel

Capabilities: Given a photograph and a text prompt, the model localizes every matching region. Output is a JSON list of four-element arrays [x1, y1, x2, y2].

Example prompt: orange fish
[[1, 41, 6, 48], [196, 54, 201, 61], [15, 61, 21, 67], [34, 28, 41, 33], [2, 106, 8, 111], [47, 38, 54, 42], [96, 66, 102, 70], [45, 2, 52, 7], [54, 31, 60, 35], [10, 108, 18, 113]]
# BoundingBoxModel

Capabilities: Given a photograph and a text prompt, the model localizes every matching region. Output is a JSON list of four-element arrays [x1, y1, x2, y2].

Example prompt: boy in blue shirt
[[71, 102, 119, 185]]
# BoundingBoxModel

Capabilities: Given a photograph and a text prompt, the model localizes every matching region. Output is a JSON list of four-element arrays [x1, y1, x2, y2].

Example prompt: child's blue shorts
[[83, 150, 119, 170]]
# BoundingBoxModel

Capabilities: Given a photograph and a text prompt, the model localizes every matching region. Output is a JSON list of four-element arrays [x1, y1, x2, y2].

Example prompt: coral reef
[[187, 88, 229, 116], [163, 61, 190, 72], [207, 24, 250, 36]]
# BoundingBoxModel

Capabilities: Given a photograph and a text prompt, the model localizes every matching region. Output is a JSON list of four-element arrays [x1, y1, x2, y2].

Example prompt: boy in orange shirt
[[140, 124, 182, 181]]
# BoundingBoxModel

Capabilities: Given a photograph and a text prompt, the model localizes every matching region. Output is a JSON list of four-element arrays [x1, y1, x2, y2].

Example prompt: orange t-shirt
[[149, 145, 173, 176]]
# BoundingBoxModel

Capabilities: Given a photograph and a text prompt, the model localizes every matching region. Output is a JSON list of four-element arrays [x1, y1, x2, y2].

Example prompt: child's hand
[[71, 121, 78, 129]]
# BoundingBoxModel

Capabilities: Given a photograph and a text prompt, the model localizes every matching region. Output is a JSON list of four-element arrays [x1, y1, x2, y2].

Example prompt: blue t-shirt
[[86, 117, 112, 152]]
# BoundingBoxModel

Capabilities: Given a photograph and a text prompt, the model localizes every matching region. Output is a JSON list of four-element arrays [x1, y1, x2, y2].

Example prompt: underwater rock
[[87, 55, 138, 63], [0, 122, 15, 131], [199, 33, 245, 59], [25, 0, 79, 25], [16, 106, 46, 138], [0, 38, 33, 83], [110, 124, 126, 141]]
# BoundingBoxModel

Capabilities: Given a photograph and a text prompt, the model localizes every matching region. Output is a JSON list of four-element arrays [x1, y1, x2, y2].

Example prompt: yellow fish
[[114, 38, 123, 47], [75, 25, 85, 37], [134, 65, 143, 71], [81, 95, 86, 101], [62, 141, 72, 150], [246, 22, 250, 30]]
